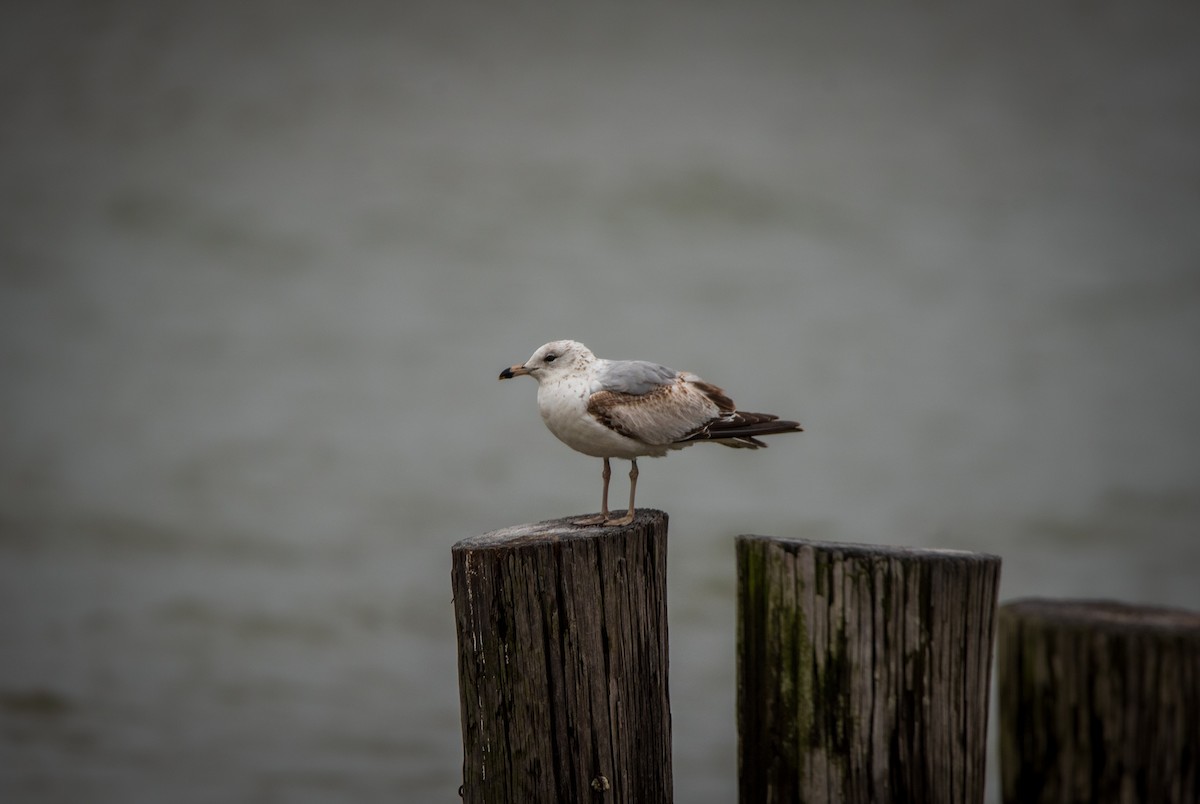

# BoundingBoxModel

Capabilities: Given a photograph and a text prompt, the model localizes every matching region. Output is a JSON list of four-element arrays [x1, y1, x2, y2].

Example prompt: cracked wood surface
[[737, 535, 1000, 804], [452, 510, 672, 804]]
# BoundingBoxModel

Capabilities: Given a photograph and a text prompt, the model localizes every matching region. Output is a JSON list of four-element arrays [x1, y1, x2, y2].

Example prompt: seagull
[[499, 340, 803, 526]]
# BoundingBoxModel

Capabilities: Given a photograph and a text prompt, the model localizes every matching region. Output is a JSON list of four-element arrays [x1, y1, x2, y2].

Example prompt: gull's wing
[[589, 360, 732, 446], [589, 359, 802, 449]]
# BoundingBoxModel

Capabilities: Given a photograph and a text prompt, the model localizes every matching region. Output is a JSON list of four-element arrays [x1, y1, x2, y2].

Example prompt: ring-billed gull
[[499, 340, 803, 526]]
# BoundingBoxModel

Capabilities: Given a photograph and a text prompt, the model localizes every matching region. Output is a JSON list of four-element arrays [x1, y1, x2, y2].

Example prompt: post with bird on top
[[451, 510, 674, 804]]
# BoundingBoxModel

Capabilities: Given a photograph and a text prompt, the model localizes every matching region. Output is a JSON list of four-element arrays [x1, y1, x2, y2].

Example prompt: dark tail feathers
[[676, 411, 803, 449]]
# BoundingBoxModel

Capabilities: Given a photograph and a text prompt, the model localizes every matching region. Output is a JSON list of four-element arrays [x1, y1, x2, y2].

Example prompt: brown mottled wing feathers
[[587, 381, 717, 445], [689, 379, 735, 413], [587, 390, 644, 441], [588, 377, 801, 448]]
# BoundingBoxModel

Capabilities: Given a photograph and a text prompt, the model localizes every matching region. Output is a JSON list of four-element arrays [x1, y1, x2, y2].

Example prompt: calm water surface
[[3, 3, 1199, 802]]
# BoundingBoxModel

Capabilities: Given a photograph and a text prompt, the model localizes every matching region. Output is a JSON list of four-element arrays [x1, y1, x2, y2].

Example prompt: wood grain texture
[[452, 510, 672, 804], [998, 599, 1200, 804], [736, 535, 1001, 804]]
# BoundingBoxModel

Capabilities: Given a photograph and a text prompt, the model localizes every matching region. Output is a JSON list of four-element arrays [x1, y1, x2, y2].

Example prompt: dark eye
[[544, 353, 557, 363]]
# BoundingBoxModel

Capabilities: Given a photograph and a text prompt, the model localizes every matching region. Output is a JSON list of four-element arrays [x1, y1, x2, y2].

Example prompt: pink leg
[[604, 459, 637, 526], [573, 458, 612, 526]]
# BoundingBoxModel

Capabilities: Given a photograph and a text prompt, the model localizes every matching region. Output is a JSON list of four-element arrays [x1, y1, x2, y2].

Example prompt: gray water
[[3, 3, 1199, 802]]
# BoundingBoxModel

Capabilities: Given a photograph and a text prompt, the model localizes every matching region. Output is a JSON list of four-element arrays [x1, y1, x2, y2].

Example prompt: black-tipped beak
[[499, 364, 531, 380]]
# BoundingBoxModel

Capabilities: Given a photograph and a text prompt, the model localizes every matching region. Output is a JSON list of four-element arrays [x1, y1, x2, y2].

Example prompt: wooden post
[[736, 535, 1001, 804], [998, 599, 1200, 804], [451, 509, 672, 804]]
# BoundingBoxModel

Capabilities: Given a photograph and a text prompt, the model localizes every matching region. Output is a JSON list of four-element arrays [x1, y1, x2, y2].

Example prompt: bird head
[[499, 340, 594, 383]]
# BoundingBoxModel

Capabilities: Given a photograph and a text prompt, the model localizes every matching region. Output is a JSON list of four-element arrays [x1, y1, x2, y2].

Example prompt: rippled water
[[3, 3, 1199, 802]]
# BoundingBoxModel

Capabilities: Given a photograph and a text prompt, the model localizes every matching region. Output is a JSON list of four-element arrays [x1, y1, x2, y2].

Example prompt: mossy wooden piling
[[451, 509, 672, 804], [736, 535, 1001, 804], [998, 599, 1200, 804]]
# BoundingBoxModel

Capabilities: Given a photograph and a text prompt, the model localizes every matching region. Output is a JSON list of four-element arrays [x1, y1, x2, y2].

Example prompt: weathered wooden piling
[[998, 598, 1200, 804], [451, 509, 672, 804], [736, 535, 1001, 804]]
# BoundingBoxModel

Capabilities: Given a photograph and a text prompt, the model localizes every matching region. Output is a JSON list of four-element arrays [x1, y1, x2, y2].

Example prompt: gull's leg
[[573, 458, 612, 526], [604, 458, 638, 526]]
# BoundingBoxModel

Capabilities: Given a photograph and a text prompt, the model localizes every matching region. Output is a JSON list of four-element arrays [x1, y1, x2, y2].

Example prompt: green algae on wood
[[736, 535, 1001, 804]]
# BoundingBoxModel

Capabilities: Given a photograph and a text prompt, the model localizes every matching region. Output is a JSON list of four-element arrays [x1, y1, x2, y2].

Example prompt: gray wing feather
[[593, 359, 679, 395]]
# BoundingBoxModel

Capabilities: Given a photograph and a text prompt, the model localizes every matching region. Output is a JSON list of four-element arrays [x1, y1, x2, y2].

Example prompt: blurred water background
[[3, 3, 1199, 802]]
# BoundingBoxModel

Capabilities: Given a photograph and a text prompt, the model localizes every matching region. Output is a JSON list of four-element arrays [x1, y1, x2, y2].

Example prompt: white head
[[499, 340, 595, 384]]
